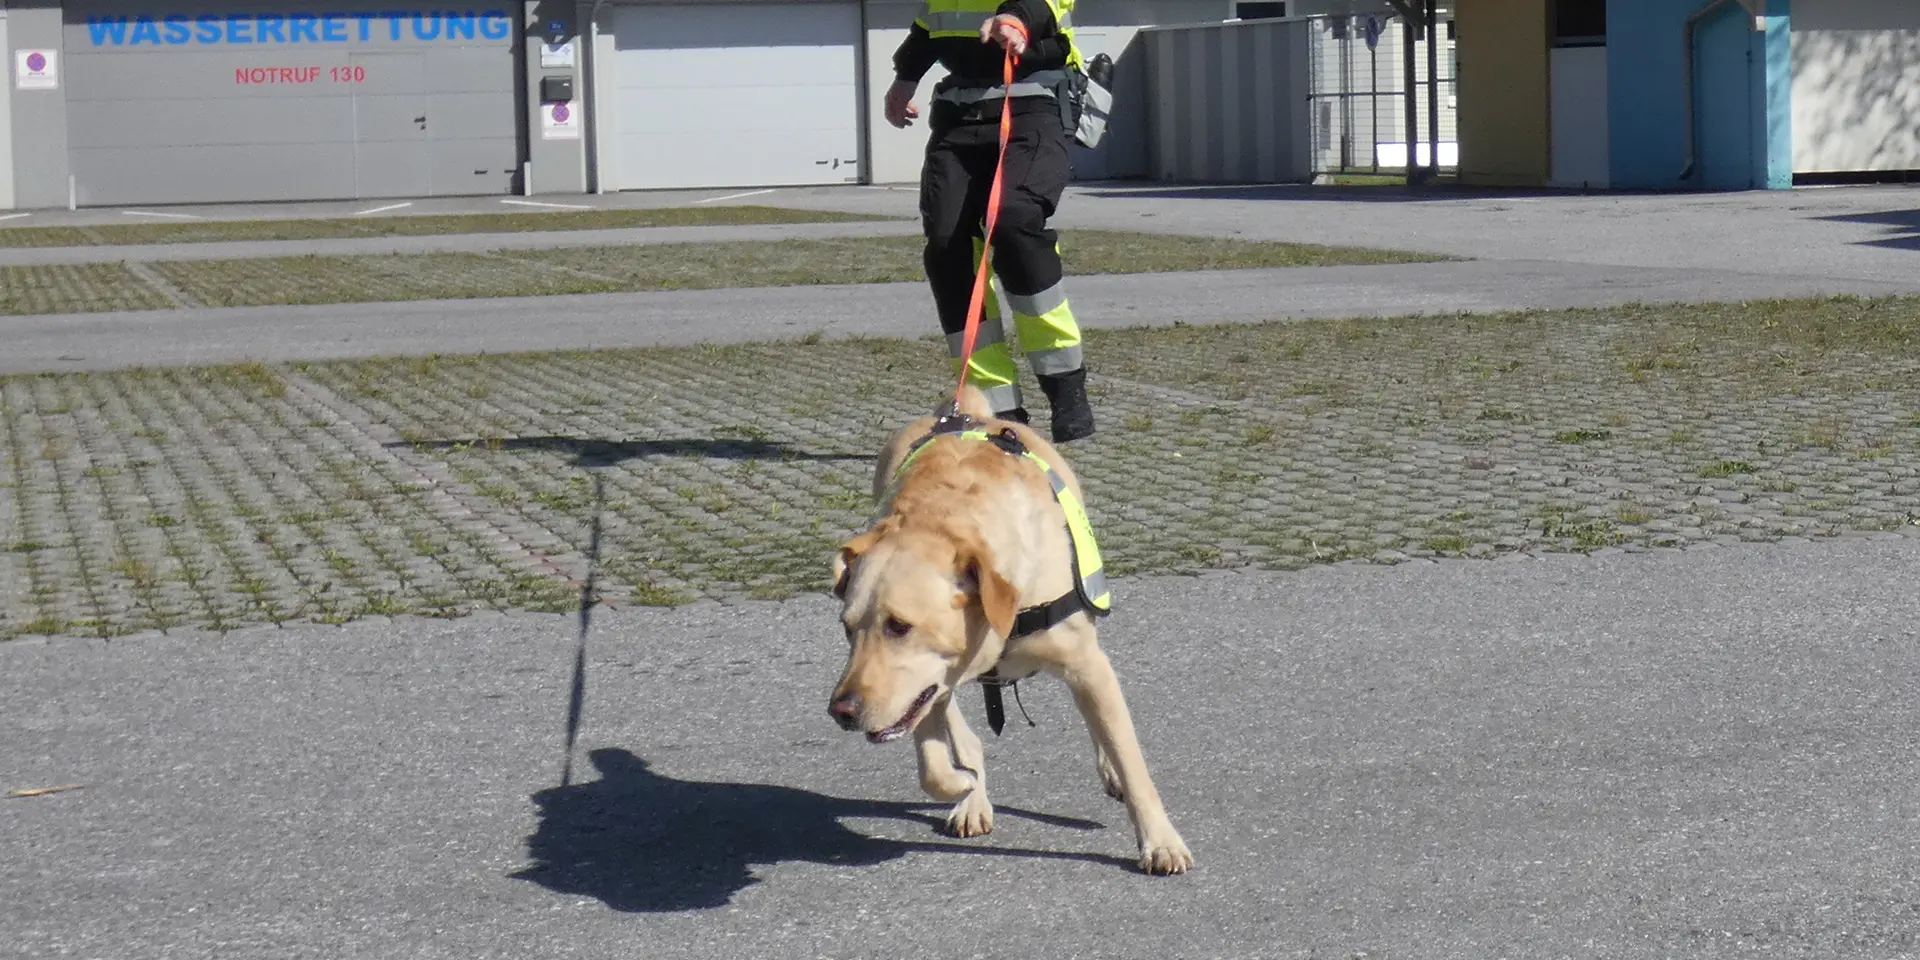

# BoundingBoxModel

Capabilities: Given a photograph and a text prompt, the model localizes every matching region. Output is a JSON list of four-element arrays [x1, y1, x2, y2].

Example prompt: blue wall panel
[[1695, 2, 1754, 188], [1607, 0, 1792, 190]]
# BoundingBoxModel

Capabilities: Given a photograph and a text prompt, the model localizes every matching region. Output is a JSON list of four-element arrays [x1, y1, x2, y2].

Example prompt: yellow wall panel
[[1454, 0, 1550, 186]]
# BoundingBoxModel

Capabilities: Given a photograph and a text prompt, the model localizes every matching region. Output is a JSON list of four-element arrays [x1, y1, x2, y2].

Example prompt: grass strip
[[0, 205, 894, 248]]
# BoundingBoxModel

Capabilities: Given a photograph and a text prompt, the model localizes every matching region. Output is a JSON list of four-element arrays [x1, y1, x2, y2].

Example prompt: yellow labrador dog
[[827, 385, 1192, 875]]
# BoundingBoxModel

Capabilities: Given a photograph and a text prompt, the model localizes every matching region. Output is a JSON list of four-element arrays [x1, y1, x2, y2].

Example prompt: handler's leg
[[921, 123, 1025, 418], [987, 113, 1093, 442]]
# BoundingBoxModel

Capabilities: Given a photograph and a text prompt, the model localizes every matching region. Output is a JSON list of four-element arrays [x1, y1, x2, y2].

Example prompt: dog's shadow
[[511, 747, 1130, 912]]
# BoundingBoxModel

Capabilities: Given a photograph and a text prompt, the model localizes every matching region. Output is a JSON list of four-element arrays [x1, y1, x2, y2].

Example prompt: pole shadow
[[391, 435, 873, 465], [511, 747, 1128, 913]]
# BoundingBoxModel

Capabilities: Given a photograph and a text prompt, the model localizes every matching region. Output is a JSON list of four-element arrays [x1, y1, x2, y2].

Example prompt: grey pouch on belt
[[1056, 52, 1114, 149]]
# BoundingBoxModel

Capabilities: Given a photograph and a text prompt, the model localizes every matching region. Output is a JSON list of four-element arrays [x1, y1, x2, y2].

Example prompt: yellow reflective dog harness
[[888, 411, 1112, 734], [890, 423, 1112, 622]]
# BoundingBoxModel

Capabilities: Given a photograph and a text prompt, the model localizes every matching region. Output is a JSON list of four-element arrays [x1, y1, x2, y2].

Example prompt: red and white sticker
[[541, 100, 580, 140]]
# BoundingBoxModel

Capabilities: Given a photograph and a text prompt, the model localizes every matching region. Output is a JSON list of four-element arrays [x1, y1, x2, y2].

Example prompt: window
[[1552, 0, 1605, 47], [1235, 1, 1287, 19]]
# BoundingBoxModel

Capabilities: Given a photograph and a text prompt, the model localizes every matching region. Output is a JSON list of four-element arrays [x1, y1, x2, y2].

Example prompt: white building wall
[[1791, 0, 1920, 173]]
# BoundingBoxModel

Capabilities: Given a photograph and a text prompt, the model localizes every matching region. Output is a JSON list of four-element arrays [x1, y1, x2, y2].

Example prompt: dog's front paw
[[944, 791, 994, 838], [1137, 832, 1193, 875]]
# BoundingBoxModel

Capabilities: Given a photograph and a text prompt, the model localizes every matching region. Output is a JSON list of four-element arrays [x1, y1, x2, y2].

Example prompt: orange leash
[[952, 33, 1024, 405]]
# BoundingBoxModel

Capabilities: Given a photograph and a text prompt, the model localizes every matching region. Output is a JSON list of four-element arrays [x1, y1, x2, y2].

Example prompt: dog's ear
[[957, 544, 1018, 640], [832, 529, 884, 599]]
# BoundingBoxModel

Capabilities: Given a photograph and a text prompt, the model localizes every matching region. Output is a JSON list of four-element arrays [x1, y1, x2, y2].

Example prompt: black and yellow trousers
[[919, 100, 1085, 415]]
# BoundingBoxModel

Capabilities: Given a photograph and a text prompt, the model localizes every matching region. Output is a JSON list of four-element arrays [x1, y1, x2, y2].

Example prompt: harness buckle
[[929, 400, 975, 436]]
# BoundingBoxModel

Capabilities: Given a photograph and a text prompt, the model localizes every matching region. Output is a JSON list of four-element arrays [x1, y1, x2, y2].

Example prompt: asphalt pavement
[[6, 536, 1918, 959]]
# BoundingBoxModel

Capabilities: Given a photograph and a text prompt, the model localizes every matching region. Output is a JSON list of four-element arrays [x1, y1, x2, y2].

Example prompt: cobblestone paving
[[6, 295, 1920, 639]]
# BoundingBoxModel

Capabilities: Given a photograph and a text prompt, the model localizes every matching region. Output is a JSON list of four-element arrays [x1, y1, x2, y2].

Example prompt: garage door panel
[[61, 0, 519, 204], [1791, 0, 1920, 173], [612, 2, 861, 190], [429, 92, 519, 140], [430, 140, 518, 195], [355, 95, 430, 142], [67, 98, 356, 149], [355, 140, 432, 198], [622, 85, 858, 134], [64, 51, 350, 100], [425, 46, 511, 93], [72, 143, 359, 206], [613, 2, 859, 50], [620, 132, 856, 189], [616, 46, 854, 87]]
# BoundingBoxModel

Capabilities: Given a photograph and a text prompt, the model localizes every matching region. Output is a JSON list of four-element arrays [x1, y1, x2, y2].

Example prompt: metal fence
[[1304, 13, 1457, 175]]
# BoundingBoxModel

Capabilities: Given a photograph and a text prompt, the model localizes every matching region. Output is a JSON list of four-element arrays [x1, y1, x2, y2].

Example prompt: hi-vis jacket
[[893, 0, 1085, 113]]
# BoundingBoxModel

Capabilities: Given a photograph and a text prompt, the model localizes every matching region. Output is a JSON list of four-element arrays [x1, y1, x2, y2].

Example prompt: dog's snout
[[829, 692, 863, 730]]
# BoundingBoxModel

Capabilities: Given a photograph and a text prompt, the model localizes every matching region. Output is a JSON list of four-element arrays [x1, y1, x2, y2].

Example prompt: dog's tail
[[952, 384, 997, 422]]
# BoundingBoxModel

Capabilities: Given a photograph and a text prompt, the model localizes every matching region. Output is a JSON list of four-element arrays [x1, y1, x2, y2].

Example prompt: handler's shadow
[[512, 747, 1127, 913]]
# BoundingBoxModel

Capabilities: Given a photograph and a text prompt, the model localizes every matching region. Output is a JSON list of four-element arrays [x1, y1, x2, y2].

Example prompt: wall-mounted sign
[[540, 40, 575, 69], [15, 49, 59, 90], [542, 100, 581, 140], [80, 10, 513, 47]]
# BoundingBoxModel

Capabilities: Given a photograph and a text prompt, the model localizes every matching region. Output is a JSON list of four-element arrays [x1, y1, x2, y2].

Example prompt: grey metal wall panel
[[0, 14, 13, 210], [7, 5, 72, 209], [62, 0, 520, 206], [1141, 17, 1316, 183]]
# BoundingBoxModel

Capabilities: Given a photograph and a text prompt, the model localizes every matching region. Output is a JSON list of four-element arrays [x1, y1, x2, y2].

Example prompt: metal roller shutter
[[609, 2, 862, 190], [62, 2, 522, 205]]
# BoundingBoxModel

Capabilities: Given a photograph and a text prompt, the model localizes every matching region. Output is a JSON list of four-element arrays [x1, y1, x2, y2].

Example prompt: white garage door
[[610, 2, 863, 190], [1791, 0, 1920, 173]]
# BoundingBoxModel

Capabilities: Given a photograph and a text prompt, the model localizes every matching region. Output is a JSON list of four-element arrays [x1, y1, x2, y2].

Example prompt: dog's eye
[[883, 616, 913, 638]]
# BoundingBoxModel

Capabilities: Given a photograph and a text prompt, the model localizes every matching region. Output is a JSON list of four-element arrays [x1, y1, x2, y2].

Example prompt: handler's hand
[[980, 14, 1028, 56], [884, 79, 920, 129]]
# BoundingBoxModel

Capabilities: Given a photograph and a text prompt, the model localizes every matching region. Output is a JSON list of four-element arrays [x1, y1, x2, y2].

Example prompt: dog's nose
[[828, 692, 863, 730]]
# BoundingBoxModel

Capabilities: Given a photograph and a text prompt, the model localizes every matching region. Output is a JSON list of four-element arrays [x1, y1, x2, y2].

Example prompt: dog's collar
[[888, 407, 1112, 736]]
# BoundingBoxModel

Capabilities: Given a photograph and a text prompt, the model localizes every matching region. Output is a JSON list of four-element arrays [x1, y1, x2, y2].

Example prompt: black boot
[[996, 406, 1032, 426], [1039, 368, 1095, 443]]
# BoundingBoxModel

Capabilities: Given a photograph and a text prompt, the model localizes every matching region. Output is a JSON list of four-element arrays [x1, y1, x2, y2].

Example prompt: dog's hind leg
[[938, 695, 995, 838], [1058, 641, 1192, 875], [913, 693, 976, 802]]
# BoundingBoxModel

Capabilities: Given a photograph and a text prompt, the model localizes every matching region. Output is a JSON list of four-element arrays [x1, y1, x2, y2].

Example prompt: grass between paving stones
[[0, 205, 892, 249], [0, 263, 177, 314], [129, 230, 1440, 310], [6, 293, 1920, 639]]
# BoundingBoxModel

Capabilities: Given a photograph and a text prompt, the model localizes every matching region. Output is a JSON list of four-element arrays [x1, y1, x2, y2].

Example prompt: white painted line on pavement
[[0, 213, 30, 222], [122, 210, 205, 220], [693, 189, 775, 204], [501, 199, 592, 210], [355, 202, 413, 216]]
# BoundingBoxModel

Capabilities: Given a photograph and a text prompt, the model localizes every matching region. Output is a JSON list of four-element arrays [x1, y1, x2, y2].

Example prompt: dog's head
[[825, 523, 1017, 743]]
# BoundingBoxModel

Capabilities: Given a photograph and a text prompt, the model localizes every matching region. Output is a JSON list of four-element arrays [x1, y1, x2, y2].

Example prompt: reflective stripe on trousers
[[1002, 280, 1083, 376], [948, 239, 1085, 405]]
